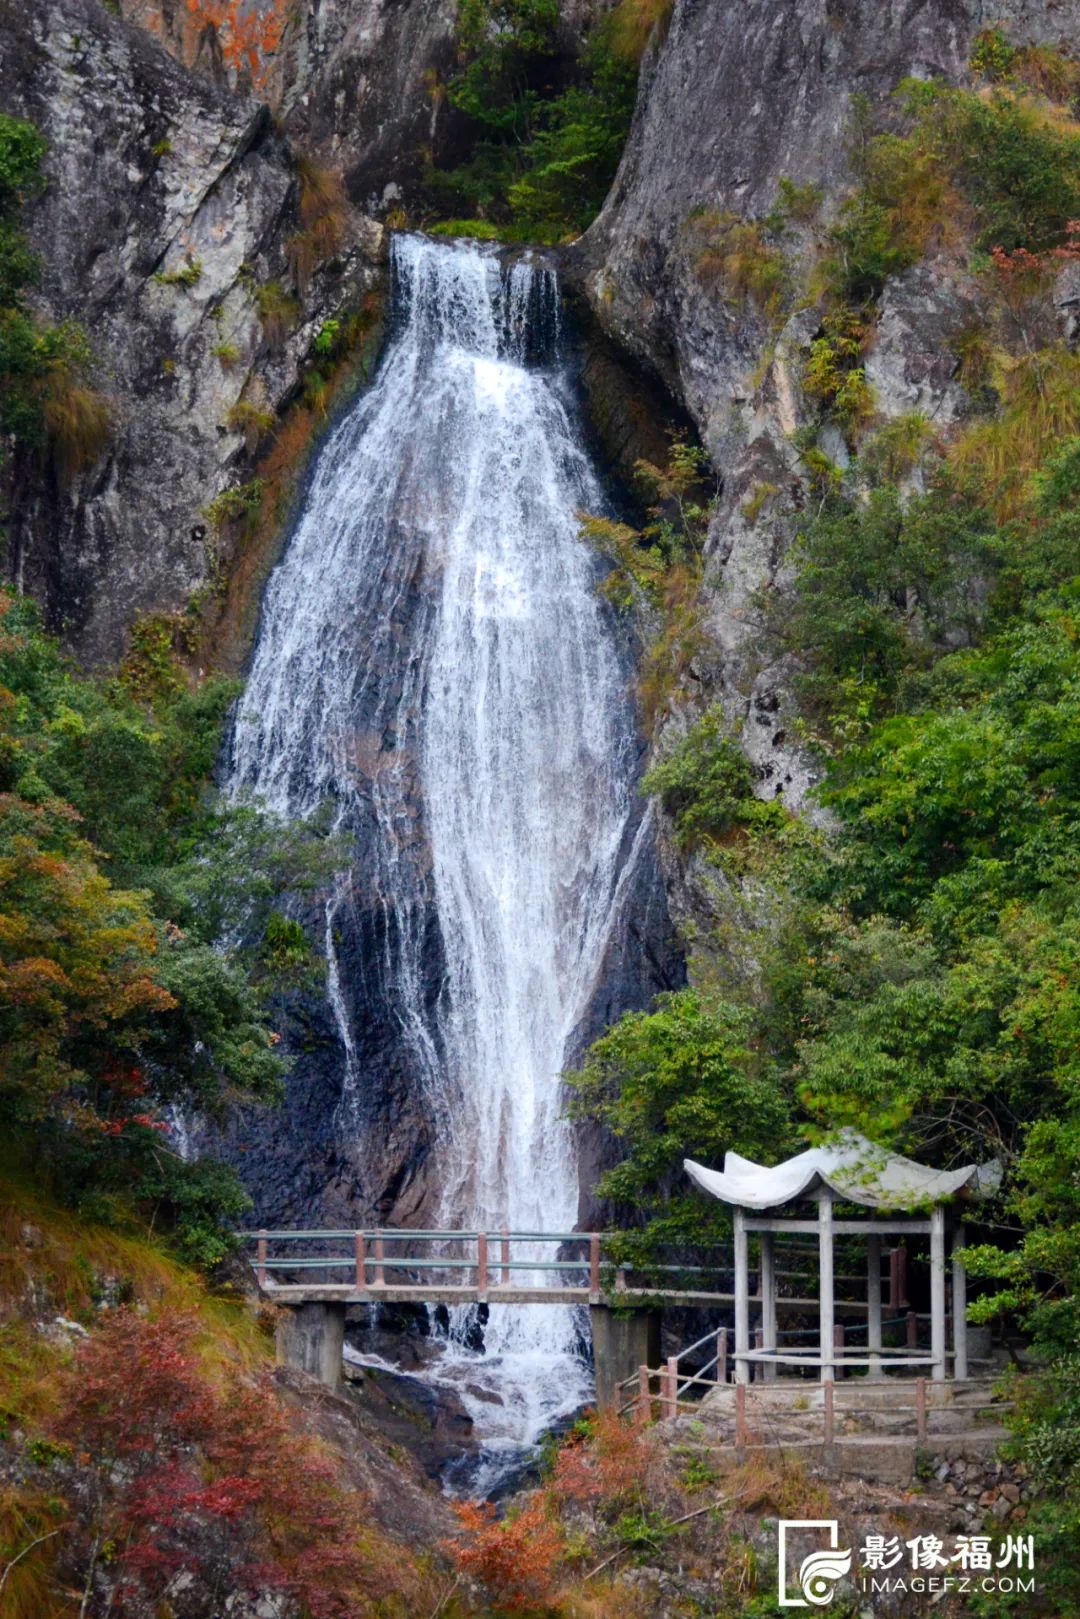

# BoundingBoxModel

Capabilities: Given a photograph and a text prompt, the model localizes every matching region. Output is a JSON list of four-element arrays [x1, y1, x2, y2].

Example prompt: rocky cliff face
[[117, 0, 465, 209], [0, 0, 386, 664], [7, 0, 1080, 1227], [580, 0, 1080, 812]]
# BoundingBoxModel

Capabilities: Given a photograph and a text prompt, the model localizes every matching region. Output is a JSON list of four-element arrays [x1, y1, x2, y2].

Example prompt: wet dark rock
[[271, 1362, 459, 1540], [344, 1357, 480, 1480]]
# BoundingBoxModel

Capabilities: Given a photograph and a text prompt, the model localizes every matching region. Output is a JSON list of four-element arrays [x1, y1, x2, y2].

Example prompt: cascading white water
[[229, 235, 640, 1478]]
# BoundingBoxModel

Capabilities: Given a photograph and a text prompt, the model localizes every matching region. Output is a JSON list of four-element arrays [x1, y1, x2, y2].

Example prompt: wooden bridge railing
[[245, 1227, 728, 1301], [243, 1227, 918, 1308]]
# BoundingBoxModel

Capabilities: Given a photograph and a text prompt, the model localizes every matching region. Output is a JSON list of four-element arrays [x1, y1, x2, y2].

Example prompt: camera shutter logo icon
[[778, 1520, 852, 1607]]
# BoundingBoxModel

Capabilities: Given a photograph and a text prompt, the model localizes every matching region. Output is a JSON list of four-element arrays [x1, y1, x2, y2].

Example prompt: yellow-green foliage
[[741, 481, 779, 525], [0, 1166, 268, 1436], [226, 397, 275, 453], [803, 306, 875, 429], [773, 175, 823, 223], [118, 612, 191, 703], [690, 209, 789, 317], [951, 345, 1080, 517], [1014, 41, 1080, 103], [211, 339, 241, 368], [153, 256, 203, 289], [858, 412, 933, 483], [638, 567, 708, 730], [0, 1485, 69, 1619], [580, 513, 666, 608], [205, 478, 265, 532], [602, 0, 673, 64], [952, 323, 995, 392], [256, 279, 299, 347], [972, 26, 1080, 105]]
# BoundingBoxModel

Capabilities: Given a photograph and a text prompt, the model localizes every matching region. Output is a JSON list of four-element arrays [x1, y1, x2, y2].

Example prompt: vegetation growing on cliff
[[567, 35, 1080, 1602], [0, 116, 109, 480], [0, 590, 337, 1267], [424, 0, 667, 240]]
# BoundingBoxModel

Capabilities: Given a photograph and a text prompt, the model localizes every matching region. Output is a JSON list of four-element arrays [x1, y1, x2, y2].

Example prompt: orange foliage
[[445, 1495, 564, 1610], [988, 217, 1080, 308], [185, 0, 288, 88], [0, 784, 175, 1114], [550, 1408, 657, 1508]]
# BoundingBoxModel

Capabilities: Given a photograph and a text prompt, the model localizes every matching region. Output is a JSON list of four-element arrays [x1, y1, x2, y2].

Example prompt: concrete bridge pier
[[275, 1300, 346, 1391], [591, 1304, 660, 1411]]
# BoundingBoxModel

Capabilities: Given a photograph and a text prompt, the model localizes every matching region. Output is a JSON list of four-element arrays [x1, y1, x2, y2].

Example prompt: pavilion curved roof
[[684, 1131, 997, 1212]]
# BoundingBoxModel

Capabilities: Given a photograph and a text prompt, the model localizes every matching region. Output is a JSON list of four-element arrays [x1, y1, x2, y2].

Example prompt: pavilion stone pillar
[[760, 1231, 777, 1381], [930, 1204, 947, 1381], [867, 1232, 883, 1377], [951, 1223, 968, 1380], [733, 1205, 750, 1384], [819, 1192, 835, 1382]]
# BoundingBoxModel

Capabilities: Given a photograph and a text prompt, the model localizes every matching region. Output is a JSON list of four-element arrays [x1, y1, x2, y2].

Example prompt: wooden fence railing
[[620, 1363, 1011, 1442], [243, 1228, 916, 1308]]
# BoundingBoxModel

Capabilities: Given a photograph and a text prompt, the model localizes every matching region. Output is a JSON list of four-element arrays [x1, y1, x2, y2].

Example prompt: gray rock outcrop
[[0, 0, 382, 663], [577, 0, 1080, 824]]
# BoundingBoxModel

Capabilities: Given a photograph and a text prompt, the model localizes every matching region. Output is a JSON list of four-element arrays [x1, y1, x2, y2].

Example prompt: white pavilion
[[685, 1132, 999, 1385]]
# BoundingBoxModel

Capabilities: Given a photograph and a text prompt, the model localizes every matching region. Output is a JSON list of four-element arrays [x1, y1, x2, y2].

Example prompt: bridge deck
[[260, 1282, 871, 1311]]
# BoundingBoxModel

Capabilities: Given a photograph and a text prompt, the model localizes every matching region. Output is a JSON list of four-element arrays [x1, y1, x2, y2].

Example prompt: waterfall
[[229, 234, 640, 1476]]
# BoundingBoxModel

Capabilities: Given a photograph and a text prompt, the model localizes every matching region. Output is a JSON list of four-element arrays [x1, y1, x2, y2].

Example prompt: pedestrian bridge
[[244, 1226, 881, 1406], [246, 1226, 752, 1307]]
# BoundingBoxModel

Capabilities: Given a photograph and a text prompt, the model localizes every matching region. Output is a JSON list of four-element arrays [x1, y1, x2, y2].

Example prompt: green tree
[[568, 990, 792, 1245]]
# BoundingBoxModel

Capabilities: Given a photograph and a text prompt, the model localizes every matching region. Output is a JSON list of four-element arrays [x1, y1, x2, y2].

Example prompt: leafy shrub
[[642, 705, 758, 846], [773, 175, 824, 223], [204, 478, 265, 531], [802, 306, 875, 428], [445, 1495, 564, 1609], [972, 26, 1080, 107], [899, 77, 1080, 254], [568, 989, 791, 1240], [770, 479, 995, 734], [970, 27, 1017, 84], [857, 411, 933, 484], [0, 114, 46, 212], [551, 1408, 658, 1509], [422, 0, 641, 240], [427, 216, 503, 239], [0, 590, 341, 1260], [51, 1310, 412, 1618]]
